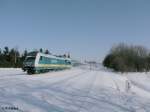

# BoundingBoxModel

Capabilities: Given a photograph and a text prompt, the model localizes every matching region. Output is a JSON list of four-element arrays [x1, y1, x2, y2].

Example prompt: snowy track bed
[[0, 67, 150, 112]]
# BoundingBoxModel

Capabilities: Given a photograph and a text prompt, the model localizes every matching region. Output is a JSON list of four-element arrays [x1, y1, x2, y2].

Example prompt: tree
[[9, 48, 15, 66], [68, 53, 70, 58], [39, 48, 43, 53], [3, 46, 9, 56], [63, 54, 67, 58], [23, 50, 28, 58], [21, 50, 28, 63], [0, 48, 1, 55], [103, 43, 150, 72], [45, 49, 50, 54]]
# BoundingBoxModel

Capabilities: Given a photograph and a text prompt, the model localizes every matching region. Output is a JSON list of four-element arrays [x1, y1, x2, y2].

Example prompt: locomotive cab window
[[26, 57, 35, 62]]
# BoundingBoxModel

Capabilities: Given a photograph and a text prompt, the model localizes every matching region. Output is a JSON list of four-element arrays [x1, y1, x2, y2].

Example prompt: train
[[22, 51, 72, 74]]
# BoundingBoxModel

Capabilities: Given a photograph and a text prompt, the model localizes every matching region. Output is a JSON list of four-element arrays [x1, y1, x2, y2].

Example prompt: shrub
[[103, 43, 150, 72]]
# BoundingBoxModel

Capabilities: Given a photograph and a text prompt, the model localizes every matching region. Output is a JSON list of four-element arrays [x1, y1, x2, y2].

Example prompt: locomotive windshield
[[25, 57, 36, 62]]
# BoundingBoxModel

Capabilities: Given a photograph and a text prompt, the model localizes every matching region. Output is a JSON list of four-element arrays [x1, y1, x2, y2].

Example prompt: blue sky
[[0, 0, 150, 61]]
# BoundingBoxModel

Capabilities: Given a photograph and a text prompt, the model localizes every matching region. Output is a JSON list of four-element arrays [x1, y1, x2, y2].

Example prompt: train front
[[22, 51, 38, 74]]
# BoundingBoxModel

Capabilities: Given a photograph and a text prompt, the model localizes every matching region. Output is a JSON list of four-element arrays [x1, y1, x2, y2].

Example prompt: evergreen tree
[[45, 49, 50, 54], [39, 48, 43, 53], [3, 46, 9, 56], [0, 48, 1, 55], [9, 48, 15, 67], [20, 50, 28, 63]]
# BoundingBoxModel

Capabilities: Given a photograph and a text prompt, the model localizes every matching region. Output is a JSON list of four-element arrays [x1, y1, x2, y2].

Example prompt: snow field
[[0, 66, 150, 112]]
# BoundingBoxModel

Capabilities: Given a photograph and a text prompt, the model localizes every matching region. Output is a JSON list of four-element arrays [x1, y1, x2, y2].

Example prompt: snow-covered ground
[[0, 66, 150, 112]]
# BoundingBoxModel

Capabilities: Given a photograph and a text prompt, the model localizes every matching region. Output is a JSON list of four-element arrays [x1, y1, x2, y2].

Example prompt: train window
[[46, 57, 50, 64], [40, 56, 43, 60], [48, 58, 51, 64], [51, 59, 57, 64]]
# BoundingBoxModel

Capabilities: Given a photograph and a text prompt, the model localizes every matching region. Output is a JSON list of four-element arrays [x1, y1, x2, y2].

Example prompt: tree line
[[103, 43, 150, 72], [0, 47, 50, 68]]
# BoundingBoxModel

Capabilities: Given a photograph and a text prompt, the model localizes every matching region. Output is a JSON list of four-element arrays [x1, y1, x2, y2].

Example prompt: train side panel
[[34, 53, 72, 73]]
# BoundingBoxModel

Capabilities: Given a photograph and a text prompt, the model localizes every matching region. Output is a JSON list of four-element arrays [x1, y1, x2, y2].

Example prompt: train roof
[[38, 52, 71, 61], [27, 51, 38, 56], [27, 51, 71, 61]]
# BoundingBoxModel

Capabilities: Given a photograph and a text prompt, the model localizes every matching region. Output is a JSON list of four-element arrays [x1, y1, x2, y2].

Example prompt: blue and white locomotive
[[22, 51, 72, 74]]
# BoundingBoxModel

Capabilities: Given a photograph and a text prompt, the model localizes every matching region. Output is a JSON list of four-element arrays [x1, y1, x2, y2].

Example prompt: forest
[[0, 47, 49, 68]]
